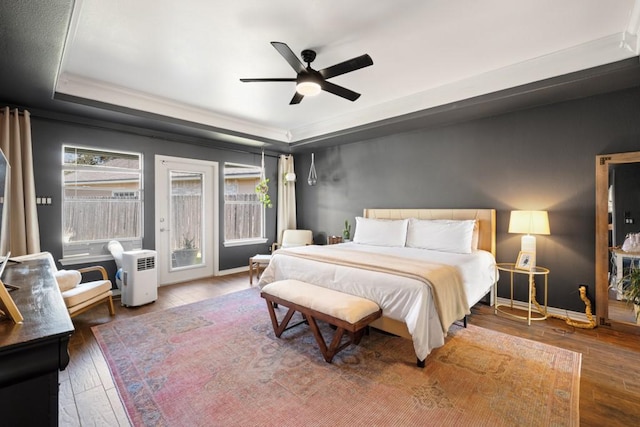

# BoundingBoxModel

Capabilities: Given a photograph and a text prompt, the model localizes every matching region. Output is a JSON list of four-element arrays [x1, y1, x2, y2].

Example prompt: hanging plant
[[256, 150, 272, 208], [256, 178, 272, 208]]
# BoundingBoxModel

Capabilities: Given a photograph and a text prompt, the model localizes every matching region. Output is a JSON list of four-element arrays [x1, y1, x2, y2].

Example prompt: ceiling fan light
[[296, 81, 321, 96]]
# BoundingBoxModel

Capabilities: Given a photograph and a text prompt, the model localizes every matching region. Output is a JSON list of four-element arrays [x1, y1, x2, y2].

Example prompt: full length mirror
[[596, 151, 640, 333]]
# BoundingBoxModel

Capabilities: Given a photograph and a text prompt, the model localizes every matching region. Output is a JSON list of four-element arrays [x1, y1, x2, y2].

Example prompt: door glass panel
[[170, 170, 204, 269]]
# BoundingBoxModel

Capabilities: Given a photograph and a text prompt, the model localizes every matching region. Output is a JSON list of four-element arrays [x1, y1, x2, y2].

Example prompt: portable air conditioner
[[121, 250, 158, 307]]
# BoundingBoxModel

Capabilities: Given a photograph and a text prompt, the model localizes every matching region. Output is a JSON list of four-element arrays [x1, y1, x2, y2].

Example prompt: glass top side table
[[495, 262, 550, 325]]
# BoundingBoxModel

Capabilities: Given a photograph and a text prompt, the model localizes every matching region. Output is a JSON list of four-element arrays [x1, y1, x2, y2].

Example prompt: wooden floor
[[61, 272, 640, 427]]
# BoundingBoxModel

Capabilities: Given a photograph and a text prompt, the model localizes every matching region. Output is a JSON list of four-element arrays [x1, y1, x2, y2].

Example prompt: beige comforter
[[276, 246, 469, 333]]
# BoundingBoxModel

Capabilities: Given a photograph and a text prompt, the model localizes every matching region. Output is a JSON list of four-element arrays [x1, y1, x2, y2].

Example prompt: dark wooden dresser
[[0, 258, 74, 426]]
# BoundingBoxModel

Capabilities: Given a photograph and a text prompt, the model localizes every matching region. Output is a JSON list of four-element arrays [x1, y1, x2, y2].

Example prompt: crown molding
[[55, 73, 290, 143]]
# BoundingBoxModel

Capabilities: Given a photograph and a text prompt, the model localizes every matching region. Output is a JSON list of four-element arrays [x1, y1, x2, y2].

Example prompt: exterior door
[[155, 155, 218, 285]]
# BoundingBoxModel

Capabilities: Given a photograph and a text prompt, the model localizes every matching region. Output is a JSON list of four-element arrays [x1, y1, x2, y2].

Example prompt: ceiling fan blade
[[240, 78, 296, 82], [271, 41, 306, 74], [290, 92, 304, 105], [321, 81, 361, 101], [319, 54, 373, 80]]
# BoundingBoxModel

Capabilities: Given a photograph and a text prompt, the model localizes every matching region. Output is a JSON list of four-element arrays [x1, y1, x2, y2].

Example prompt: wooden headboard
[[363, 208, 496, 256]]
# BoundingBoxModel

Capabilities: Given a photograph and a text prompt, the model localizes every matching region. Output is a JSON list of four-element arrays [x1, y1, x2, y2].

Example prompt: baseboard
[[495, 297, 590, 323], [217, 266, 249, 276]]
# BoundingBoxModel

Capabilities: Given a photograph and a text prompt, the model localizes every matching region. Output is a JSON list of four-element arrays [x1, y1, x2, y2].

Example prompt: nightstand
[[495, 263, 549, 325]]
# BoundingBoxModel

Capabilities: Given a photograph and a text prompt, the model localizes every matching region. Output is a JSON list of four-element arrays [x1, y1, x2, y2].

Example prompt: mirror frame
[[596, 151, 640, 334]]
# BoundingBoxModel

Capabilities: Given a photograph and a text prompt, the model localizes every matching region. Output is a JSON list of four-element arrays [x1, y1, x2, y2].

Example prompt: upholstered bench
[[260, 279, 382, 363]]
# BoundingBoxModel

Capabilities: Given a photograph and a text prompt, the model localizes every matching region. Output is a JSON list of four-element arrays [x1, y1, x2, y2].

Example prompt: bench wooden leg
[[305, 314, 354, 363], [352, 328, 365, 345], [265, 300, 296, 337]]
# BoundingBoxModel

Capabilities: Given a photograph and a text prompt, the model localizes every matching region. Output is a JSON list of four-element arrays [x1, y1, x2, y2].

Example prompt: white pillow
[[54, 269, 82, 292], [353, 217, 409, 247], [406, 218, 476, 254], [471, 220, 480, 250]]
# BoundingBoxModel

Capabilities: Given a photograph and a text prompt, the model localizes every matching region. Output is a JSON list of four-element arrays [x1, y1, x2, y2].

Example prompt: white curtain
[[0, 107, 40, 256], [276, 155, 296, 244]]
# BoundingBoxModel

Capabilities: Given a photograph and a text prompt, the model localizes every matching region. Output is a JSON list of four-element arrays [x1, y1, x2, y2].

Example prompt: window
[[62, 146, 143, 258], [224, 163, 265, 245]]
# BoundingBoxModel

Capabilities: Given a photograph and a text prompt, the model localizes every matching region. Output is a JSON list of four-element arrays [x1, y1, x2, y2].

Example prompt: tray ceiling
[[53, 0, 640, 145]]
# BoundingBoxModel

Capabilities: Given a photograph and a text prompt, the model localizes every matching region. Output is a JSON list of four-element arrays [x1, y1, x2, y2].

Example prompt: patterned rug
[[92, 288, 581, 426]]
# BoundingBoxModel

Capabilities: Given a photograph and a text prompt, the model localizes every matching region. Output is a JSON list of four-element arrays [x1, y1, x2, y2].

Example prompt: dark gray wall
[[294, 87, 640, 313], [31, 118, 278, 275]]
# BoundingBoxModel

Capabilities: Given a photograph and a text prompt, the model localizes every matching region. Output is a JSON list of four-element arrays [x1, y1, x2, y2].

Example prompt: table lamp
[[508, 210, 550, 264]]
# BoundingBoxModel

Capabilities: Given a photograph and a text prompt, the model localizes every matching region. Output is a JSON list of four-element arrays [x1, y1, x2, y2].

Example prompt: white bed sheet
[[258, 243, 497, 361]]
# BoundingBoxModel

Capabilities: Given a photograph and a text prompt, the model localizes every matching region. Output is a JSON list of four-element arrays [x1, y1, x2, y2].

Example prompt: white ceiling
[[55, 0, 640, 145]]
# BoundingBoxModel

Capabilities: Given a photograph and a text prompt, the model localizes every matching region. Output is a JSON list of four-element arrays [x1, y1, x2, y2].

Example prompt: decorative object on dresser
[[92, 287, 581, 426], [0, 255, 22, 323], [0, 281, 22, 323]]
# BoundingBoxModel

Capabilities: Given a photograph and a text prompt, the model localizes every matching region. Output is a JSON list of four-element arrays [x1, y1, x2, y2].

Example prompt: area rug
[[92, 288, 581, 427]]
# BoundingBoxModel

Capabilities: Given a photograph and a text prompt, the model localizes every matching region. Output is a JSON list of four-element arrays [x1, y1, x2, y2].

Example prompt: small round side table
[[495, 263, 549, 325]]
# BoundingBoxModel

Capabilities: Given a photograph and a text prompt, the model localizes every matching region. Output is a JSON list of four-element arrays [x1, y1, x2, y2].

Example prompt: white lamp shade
[[508, 211, 550, 235], [285, 172, 296, 182], [509, 210, 549, 268]]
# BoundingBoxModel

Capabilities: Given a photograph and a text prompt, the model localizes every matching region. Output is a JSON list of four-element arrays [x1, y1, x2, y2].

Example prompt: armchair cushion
[[282, 229, 313, 247], [62, 279, 112, 309], [54, 269, 82, 292], [273, 229, 314, 252]]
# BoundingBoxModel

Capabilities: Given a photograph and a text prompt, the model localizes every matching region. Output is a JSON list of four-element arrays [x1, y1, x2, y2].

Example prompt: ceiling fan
[[240, 41, 373, 105]]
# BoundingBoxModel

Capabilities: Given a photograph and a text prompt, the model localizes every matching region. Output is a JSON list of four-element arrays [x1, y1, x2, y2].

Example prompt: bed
[[258, 208, 497, 362]]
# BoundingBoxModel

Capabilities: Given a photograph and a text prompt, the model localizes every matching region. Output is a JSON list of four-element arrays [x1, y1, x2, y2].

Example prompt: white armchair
[[271, 229, 313, 253]]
